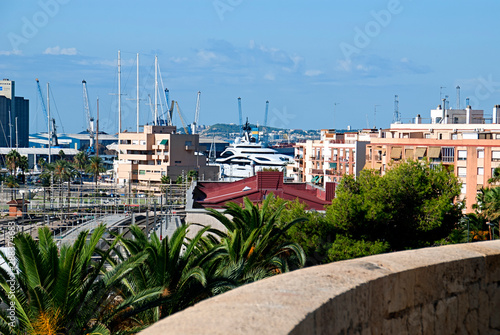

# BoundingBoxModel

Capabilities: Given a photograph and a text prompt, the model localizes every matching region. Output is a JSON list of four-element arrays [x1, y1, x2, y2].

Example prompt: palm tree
[[5, 150, 20, 178], [39, 163, 53, 210], [4, 175, 18, 200], [58, 149, 66, 161], [52, 159, 75, 215], [86, 156, 106, 191], [206, 194, 307, 285], [478, 187, 500, 239], [111, 224, 233, 323], [489, 166, 500, 185], [0, 225, 158, 334], [187, 169, 198, 182], [18, 155, 29, 184], [73, 151, 89, 185], [37, 157, 46, 170]]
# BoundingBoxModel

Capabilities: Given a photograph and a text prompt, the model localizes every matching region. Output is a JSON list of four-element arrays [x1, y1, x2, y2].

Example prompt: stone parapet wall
[[140, 241, 500, 334]]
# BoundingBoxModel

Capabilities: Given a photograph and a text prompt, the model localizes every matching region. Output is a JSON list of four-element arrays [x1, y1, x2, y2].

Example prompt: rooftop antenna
[[374, 104, 380, 128], [440, 86, 446, 101], [392, 95, 400, 123], [445, 95, 450, 110], [333, 102, 340, 129], [456, 86, 460, 109]]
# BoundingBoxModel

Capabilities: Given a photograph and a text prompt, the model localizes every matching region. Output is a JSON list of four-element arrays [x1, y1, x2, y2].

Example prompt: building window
[[441, 147, 455, 163], [175, 161, 181, 164], [478, 167, 484, 176], [451, 133, 458, 140], [461, 183, 466, 194], [425, 133, 431, 139], [457, 167, 467, 177], [457, 150, 467, 160], [132, 140, 139, 145], [185, 141, 192, 146], [492, 151, 500, 161], [478, 150, 484, 159], [139, 170, 145, 175], [140, 140, 146, 145]]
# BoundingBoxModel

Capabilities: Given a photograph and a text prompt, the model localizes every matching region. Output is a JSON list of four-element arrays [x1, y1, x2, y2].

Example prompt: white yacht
[[215, 121, 294, 181]]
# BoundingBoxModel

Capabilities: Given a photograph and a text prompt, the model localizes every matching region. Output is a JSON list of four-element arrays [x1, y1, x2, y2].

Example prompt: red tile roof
[[193, 171, 335, 210]]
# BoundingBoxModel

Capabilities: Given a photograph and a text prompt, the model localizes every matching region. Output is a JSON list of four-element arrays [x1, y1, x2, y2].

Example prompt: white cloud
[[43, 46, 78, 55], [197, 50, 217, 62], [0, 50, 22, 56], [337, 59, 352, 72], [305, 70, 323, 77], [75, 58, 135, 67], [264, 73, 275, 81], [170, 56, 188, 63]]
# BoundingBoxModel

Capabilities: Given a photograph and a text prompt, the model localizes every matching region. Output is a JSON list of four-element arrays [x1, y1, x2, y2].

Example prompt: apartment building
[[0, 79, 29, 148], [365, 105, 500, 212], [116, 125, 219, 191], [288, 129, 376, 186]]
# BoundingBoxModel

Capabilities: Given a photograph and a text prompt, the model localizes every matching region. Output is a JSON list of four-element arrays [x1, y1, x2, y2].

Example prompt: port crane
[[174, 101, 190, 134], [35, 79, 58, 148], [164, 89, 173, 126], [191, 91, 201, 134], [82, 80, 95, 155]]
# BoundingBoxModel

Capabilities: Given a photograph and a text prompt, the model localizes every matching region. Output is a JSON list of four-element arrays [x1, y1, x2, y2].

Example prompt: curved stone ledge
[[139, 241, 500, 334]]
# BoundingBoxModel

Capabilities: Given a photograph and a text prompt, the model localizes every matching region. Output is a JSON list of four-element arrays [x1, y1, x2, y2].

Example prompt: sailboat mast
[[118, 50, 122, 134], [96, 97, 99, 157], [136, 53, 140, 132], [154, 55, 158, 126], [47, 82, 51, 164]]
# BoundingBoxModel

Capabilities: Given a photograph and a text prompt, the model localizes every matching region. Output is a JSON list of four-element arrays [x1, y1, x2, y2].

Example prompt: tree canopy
[[328, 160, 462, 250]]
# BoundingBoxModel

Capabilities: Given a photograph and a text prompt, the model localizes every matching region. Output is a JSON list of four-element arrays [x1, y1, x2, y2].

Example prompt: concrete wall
[[139, 241, 500, 335]]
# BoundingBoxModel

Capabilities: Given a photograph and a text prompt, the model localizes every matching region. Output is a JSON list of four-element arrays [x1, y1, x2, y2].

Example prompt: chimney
[[466, 105, 471, 124], [415, 114, 421, 124]]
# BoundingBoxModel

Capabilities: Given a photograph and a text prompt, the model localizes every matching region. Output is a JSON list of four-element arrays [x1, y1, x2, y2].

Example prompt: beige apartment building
[[365, 105, 500, 212], [116, 125, 219, 191], [289, 129, 376, 186]]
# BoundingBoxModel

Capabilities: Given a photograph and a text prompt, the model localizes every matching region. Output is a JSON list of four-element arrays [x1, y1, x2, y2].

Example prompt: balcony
[[310, 169, 324, 175]]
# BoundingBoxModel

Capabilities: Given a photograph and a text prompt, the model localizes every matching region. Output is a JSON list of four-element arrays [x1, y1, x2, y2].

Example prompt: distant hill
[[201, 123, 319, 136]]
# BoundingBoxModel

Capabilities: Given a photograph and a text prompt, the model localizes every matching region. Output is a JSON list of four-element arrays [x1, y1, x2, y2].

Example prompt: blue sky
[[1, 0, 500, 135]]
